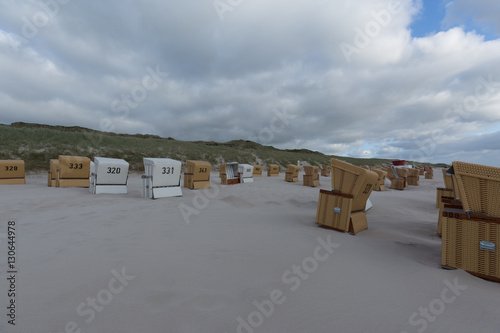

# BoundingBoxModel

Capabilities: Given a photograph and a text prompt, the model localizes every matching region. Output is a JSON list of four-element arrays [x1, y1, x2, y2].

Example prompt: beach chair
[[315, 158, 378, 234], [90, 157, 129, 194], [372, 168, 387, 191], [303, 165, 320, 187], [221, 162, 240, 185], [184, 160, 211, 189], [252, 165, 262, 177], [56, 155, 91, 187], [285, 164, 300, 182], [395, 167, 409, 187], [320, 164, 331, 177], [441, 161, 500, 282], [407, 168, 420, 186], [0, 160, 25, 185], [142, 158, 182, 198], [386, 166, 405, 190], [239, 164, 254, 183], [425, 167, 434, 179], [267, 164, 280, 177]]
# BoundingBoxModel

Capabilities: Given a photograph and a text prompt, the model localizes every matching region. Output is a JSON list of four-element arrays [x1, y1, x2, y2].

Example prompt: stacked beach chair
[[386, 166, 406, 190], [372, 168, 387, 191], [0, 160, 25, 185], [220, 162, 240, 185], [267, 164, 280, 177], [321, 164, 331, 177], [407, 168, 420, 186], [252, 165, 262, 177], [425, 167, 434, 179], [440, 161, 500, 282], [184, 160, 211, 189], [316, 158, 377, 234], [303, 165, 320, 187], [395, 167, 409, 187], [285, 164, 300, 182]]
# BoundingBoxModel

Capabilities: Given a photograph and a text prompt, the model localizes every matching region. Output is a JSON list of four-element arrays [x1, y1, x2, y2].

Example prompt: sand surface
[[1, 172, 499, 333]]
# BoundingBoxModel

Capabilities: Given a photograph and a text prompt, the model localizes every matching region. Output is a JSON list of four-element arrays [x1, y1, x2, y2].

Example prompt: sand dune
[[1, 172, 499, 333]]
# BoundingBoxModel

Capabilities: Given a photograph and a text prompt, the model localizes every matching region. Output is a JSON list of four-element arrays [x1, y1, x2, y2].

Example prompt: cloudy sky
[[1, 0, 500, 166]]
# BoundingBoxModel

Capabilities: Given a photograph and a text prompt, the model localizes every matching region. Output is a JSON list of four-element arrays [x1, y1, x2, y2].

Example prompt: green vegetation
[[0, 122, 437, 171]]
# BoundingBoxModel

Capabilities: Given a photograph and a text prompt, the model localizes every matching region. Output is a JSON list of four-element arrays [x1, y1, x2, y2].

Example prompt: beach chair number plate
[[362, 184, 372, 194], [107, 167, 121, 174], [69, 163, 83, 169], [4, 166, 18, 171], [162, 167, 174, 174]]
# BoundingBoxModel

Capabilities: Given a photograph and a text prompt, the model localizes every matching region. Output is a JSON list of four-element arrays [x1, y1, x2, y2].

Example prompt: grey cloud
[[0, 0, 500, 166]]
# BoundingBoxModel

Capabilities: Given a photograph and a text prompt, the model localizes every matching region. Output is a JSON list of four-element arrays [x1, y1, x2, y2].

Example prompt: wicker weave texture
[[453, 161, 500, 217], [442, 216, 500, 279]]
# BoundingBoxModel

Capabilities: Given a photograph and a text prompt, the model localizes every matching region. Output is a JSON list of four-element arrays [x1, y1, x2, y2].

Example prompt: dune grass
[[0, 122, 436, 171]]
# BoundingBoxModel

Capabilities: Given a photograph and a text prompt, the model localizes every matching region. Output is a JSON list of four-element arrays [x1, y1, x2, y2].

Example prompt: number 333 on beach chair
[[56, 155, 91, 187]]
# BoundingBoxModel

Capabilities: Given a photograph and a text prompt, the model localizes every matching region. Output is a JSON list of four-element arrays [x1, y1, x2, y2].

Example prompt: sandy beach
[[1, 171, 499, 333]]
